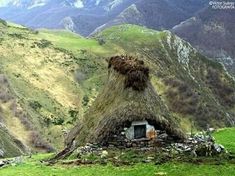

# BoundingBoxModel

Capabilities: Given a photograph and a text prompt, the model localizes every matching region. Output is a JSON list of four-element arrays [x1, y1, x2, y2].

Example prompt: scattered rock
[[0, 149, 4, 158], [72, 133, 226, 165], [143, 156, 155, 163], [214, 144, 225, 153], [147, 156, 154, 160], [12, 156, 23, 165], [101, 150, 108, 158], [158, 133, 168, 140], [143, 159, 151, 163], [155, 172, 167, 176], [0, 160, 5, 167], [0, 156, 23, 168], [170, 134, 226, 157], [208, 128, 215, 132]]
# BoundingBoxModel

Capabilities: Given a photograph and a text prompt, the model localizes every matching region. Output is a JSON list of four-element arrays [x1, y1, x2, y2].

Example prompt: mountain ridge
[[172, 6, 235, 77], [0, 0, 208, 36]]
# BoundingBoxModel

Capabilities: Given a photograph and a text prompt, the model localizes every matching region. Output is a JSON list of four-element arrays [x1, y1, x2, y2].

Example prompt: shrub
[[52, 117, 64, 125], [8, 33, 25, 39], [82, 95, 89, 106], [34, 39, 52, 48], [68, 109, 79, 123], [29, 100, 42, 111], [97, 37, 106, 45]]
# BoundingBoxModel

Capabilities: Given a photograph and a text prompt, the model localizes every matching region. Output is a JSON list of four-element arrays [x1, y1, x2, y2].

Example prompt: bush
[[68, 109, 79, 123], [97, 37, 106, 45], [29, 101, 42, 110], [34, 39, 52, 48], [82, 95, 89, 106], [52, 117, 64, 125], [8, 33, 25, 39]]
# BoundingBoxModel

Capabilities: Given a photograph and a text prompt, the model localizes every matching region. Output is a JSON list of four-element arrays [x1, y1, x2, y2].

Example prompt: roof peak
[[108, 55, 149, 91]]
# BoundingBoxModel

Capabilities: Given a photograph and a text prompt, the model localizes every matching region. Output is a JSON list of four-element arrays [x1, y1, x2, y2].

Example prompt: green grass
[[0, 162, 156, 176], [0, 157, 234, 176], [36, 29, 113, 55], [1, 164, 234, 176], [97, 24, 164, 43], [213, 128, 235, 153]]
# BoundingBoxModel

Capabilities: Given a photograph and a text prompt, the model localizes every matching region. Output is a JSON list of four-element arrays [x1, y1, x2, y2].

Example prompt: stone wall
[[107, 120, 172, 148]]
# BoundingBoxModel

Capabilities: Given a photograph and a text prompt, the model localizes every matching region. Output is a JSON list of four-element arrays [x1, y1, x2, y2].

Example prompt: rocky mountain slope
[[172, 6, 235, 77], [0, 74, 37, 158], [92, 0, 208, 34], [0, 19, 234, 157]]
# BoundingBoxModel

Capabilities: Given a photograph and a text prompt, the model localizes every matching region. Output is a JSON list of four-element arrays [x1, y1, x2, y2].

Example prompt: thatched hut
[[68, 55, 184, 145], [50, 56, 185, 161]]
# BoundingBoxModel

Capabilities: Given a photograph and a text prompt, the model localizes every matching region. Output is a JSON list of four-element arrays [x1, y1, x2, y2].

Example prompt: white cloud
[[74, 0, 84, 8], [28, 2, 46, 9]]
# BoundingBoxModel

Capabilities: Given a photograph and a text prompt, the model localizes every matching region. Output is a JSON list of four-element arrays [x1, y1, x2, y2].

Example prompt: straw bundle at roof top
[[108, 55, 149, 91]]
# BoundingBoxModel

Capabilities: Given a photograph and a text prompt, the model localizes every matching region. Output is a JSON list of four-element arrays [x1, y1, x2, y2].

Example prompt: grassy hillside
[[0, 22, 114, 151], [0, 21, 234, 153], [0, 128, 234, 176]]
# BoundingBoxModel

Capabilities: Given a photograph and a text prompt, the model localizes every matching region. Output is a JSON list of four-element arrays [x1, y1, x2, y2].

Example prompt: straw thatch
[[108, 55, 149, 91], [50, 56, 185, 162]]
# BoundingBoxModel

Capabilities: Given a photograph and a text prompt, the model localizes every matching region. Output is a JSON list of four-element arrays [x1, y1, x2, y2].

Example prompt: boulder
[[0, 149, 4, 158]]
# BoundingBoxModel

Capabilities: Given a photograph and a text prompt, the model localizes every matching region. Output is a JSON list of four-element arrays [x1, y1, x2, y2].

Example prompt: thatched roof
[[64, 56, 185, 148]]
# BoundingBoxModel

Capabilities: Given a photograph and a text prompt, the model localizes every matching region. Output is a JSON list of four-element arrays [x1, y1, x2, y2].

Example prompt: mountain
[[0, 0, 138, 35], [92, 0, 208, 34], [0, 0, 49, 9], [0, 0, 208, 36], [0, 18, 235, 156], [2, 0, 233, 79], [172, 6, 235, 77]]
